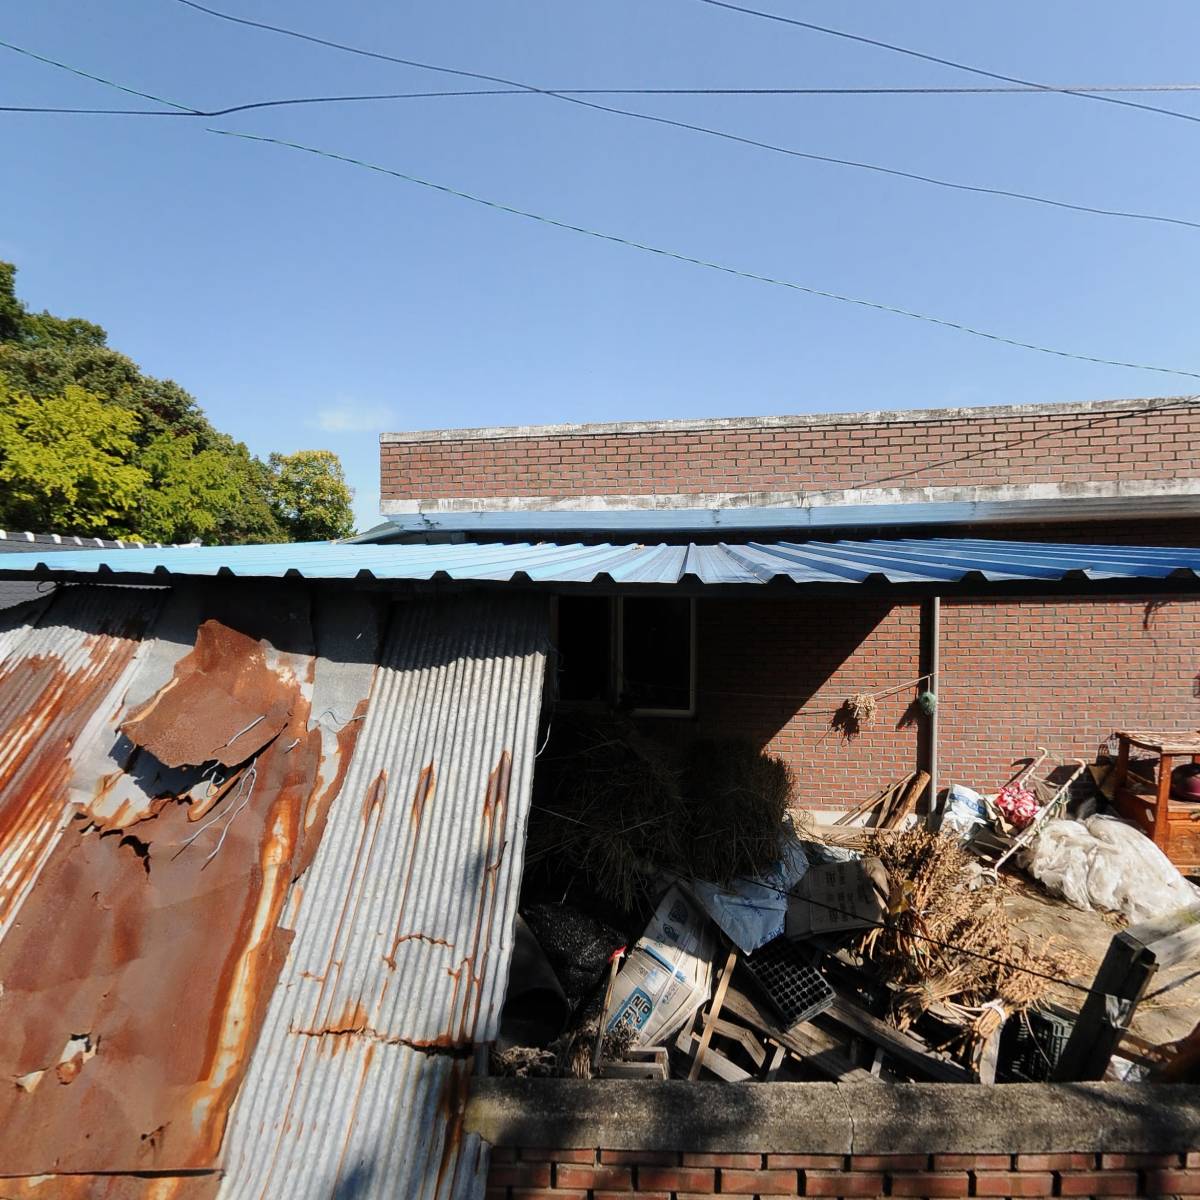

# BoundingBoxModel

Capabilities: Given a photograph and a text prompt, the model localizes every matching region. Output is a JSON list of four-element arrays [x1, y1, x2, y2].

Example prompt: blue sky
[[3, 2, 1199, 528]]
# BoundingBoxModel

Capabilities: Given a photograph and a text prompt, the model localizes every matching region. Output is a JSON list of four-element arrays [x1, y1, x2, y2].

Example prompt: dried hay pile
[[527, 714, 795, 908], [860, 828, 1079, 1041]]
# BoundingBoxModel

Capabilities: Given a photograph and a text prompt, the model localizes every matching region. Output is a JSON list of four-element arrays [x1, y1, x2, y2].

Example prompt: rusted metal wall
[[0, 584, 382, 1189], [0, 585, 162, 938], [216, 592, 548, 1200]]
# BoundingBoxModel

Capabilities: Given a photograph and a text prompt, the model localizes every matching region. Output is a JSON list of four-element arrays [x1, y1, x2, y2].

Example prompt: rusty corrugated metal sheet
[[0, 584, 381, 1185], [0, 585, 162, 937], [216, 592, 548, 1200]]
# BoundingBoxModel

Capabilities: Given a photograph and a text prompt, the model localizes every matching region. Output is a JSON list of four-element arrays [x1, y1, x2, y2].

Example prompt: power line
[[0, 37, 197, 113], [210, 127, 1200, 383], [692, 0, 1200, 127], [5, 77, 1194, 232], [8, 32, 1195, 235], [13, 83, 1200, 111], [9, 28, 1200, 372], [128, 12, 1200, 235]]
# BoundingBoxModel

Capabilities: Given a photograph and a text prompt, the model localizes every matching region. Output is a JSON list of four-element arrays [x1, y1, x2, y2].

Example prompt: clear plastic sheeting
[[1021, 814, 1200, 924]]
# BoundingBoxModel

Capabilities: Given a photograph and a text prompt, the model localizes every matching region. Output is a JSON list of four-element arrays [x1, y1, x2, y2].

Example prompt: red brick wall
[[681, 592, 1200, 812], [486, 1146, 1200, 1198], [689, 597, 921, 811], [938, 595, 1200, 795], [382, 400, 1198, 502]]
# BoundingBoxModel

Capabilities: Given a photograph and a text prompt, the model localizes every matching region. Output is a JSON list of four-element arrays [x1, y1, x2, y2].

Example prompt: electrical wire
[[692, 0, 1200, 127], [14, 83, 1200, 112], [155, 7, 1200, 233], [7, 24, 1199, 376], [0, 37, 198, 113], [6, 40, 1197, 233], [210, 127, 1200, 383], [729, 872, 1101, 998]]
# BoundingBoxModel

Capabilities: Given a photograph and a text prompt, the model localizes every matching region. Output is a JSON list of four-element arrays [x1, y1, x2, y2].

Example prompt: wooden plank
[[677, 1032, 752, 1082], [761, 1042, 787, 1081], [834, 774, 912, 827], [1053, 937, 1157, 1082], [688, 946, 738, 1081], [882, 770, 930, 830], [1125, 902, 1200, 969], [824, 995, 975, 1084], [721, 984, 875, 1083], [712, 1017, 767, 1068]]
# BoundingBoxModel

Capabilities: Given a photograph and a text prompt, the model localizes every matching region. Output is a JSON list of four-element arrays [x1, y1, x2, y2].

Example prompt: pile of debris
[[499, 727, 1141, 1086]]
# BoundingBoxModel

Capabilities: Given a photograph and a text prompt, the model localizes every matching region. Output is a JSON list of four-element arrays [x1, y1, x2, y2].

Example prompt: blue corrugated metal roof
[[1, 537, 1199, 587]]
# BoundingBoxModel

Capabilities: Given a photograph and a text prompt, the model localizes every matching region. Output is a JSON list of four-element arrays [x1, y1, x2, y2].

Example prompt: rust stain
[[381, 762, 437, 972], [0, 616, 150, 932], [445, 750, 512, 1046], [360, 770, 387, 824], [392, 932, 454, 949], [410, 761, 435, 829], [119, 620, 292, 769], [0, 1174, 220, 1199], [433, 1057, 473, 1197], [295, 695, 373, 879], [0, 606, 331, 1177]]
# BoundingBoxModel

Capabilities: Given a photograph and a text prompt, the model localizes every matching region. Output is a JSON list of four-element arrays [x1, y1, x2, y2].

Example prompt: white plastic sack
[[940, 784, 989, 840], [1022, 814, 1200, 924], [688, 835, 810, 954]]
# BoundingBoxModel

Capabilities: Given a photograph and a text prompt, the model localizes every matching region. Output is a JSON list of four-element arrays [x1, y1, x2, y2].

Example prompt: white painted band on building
[[382, 477, 1200, 518]]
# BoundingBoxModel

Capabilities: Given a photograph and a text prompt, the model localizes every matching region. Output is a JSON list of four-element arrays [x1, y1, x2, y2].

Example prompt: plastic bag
[[940, 784, 989, 840], [1022, 814, 1200, 924], [994, 782, 1039, 830]]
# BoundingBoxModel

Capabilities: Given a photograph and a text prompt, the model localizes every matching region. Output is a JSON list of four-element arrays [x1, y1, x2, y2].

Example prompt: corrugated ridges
[[217, 593, 548, 1200], [2, 536, 1200, 587]]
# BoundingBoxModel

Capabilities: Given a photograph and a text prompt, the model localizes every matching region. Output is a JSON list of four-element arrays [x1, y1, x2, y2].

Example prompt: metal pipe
[[919, 595, 940, 814]]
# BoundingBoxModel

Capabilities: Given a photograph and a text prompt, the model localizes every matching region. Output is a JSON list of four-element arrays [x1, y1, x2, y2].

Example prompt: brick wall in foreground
[[381, 399, 1200, 503], [486, 1147, 1200, 1197]]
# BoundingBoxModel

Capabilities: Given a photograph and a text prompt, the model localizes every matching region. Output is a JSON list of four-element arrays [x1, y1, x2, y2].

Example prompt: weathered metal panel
[[0, 584, 381, 1180], [217, 592, 548, 1200], [3, 535, 1200, 587], [0, 585, 162, 937]]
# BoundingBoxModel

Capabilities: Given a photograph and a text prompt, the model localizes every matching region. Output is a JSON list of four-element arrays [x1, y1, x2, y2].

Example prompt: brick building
[[1, 397, 1198, 1198], [378, 395, 1200, 817]]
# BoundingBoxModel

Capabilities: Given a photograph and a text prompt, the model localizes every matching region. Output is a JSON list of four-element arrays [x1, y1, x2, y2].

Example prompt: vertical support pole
[[1049, 903, 1200, 1082], [918, 595, 940, 814], [1053, 932, 1155, 1081]]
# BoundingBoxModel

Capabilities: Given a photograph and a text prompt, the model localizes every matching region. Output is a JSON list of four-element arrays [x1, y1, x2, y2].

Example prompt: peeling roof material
[[0, 583, 547, 1199]]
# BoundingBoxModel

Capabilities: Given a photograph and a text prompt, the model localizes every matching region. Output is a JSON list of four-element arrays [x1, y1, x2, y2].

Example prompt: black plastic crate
[[997, 1010, 1073, 1082], [740, 937, 835, 1028]]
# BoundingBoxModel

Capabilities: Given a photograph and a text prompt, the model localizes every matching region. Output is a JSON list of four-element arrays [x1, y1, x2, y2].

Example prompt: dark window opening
[[554, 595, 612, 703], [619, 596, 695, 715]]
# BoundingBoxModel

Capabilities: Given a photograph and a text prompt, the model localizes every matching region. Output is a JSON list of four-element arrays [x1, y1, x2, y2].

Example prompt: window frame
[[615, 594, 697, 718]]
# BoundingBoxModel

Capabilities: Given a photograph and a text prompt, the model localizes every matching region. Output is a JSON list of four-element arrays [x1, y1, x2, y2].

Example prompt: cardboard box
[[786, 856, 888, 938], [603, 884, 715, 1047]]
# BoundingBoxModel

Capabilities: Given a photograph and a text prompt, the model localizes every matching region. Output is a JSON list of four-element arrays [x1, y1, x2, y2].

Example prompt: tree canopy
[[0, 263, 356, 544]]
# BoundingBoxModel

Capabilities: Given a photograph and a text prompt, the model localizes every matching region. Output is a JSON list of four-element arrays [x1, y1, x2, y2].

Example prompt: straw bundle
[[861, 829, 1075, 1029], [527, 714, 795, 908]]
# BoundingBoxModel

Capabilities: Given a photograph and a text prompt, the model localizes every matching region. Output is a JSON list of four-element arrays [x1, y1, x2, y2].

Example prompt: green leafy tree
[[137, 433, 246, 544], [0, 383, 148, 536], [268, 450, 356, 541], [0, 261, 337, 545]]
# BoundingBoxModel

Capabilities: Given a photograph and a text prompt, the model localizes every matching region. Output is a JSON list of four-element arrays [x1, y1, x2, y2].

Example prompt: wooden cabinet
[[1111, 730, 1200, 874]]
